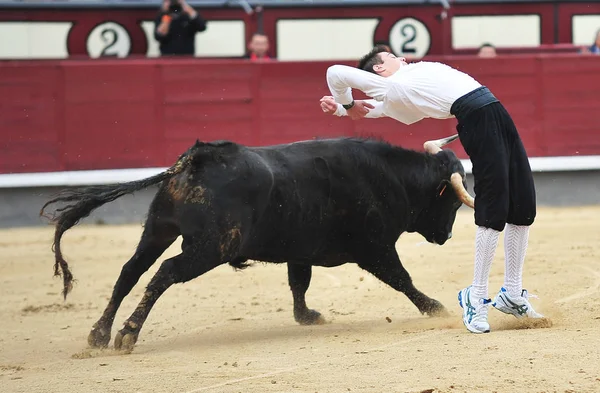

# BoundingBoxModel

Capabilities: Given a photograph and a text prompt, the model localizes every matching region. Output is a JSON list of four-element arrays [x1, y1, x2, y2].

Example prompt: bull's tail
[[40, 142, 200, 300]]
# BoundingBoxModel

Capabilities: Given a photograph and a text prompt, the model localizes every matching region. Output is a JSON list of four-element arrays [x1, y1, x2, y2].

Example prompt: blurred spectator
[[154, 0, 207, 56], [244, 32, 272, 61], [478, 43, 497, 58], [583, 29, 600, 54]]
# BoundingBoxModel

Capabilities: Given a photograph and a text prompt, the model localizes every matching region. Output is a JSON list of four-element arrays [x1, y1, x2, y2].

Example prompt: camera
[[169, 0, 182, 13]]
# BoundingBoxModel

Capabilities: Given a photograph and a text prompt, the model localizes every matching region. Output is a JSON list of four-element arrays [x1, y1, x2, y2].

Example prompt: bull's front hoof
[[295, 309, 327, 325], [87, 324, 111, 348], [423, 299, 449, 317], [114, 329, 138, 353]]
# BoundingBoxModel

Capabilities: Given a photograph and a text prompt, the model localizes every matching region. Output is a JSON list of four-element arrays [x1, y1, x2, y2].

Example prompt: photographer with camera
[[154, 0, 207, 56]]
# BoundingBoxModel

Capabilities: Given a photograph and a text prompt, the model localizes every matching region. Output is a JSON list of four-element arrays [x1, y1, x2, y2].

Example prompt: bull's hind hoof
[[424, 299, 449, 317], [114, 329, 138, 353], [295, 309, 326, 325], [88, 325, 111, 348]]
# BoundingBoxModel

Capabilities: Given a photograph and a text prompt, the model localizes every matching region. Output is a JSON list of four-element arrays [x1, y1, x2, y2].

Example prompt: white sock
[[471, 226, 500, 299], [503, 223, 530, 298]]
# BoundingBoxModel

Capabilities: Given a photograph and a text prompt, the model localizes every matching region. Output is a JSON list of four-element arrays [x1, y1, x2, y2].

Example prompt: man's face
[[373, 52, 407, 76], [596, 31, 600, 46], [478, 46, 496, 58], [249, 35, 269, 56]]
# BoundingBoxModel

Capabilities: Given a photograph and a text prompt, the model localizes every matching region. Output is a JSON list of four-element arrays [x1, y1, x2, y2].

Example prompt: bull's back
[[175, 138, 406, 260], [245, 140, 395, 247], [256, 139, 377, 209]]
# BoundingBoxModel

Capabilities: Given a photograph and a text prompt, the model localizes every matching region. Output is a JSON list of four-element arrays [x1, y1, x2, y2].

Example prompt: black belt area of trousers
[[450, 86, 499, 124]]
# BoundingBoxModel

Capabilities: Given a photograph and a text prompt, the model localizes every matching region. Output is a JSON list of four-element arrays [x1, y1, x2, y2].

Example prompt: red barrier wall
[[1, 55, 600, 174], [3, 2, 599, 58]]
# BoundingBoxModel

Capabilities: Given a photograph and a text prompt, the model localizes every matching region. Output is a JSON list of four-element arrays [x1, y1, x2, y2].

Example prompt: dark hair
[[357, 45, 390, 74], [479, 42, 495, 49]]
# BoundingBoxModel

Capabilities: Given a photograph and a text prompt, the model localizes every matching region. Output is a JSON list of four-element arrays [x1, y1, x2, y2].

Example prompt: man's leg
[[502, 223, 529, 297], [457, 225, 500, 333], [494, 222, 543, 318], [491, 117, 543, 318], [504, 129, 535, 299], [455, 104, 510, 333], [470, 226, 501, 300]]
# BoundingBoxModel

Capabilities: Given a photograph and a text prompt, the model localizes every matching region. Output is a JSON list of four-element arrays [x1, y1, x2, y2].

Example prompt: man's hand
[[320, 96, 338, 115], [157, 15, 172, 35], [320, 96, 375, 119], [179, 0, 198, 18], [346, 101, 375, 120]]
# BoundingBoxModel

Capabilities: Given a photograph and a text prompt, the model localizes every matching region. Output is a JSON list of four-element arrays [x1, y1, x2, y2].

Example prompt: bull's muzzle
[[423, 134, 475, 209]]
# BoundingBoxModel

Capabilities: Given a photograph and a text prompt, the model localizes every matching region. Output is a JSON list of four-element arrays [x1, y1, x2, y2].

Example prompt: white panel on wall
[[0, 22, 72, 59], [141, 20, 245, 58], [277, 19, 379, 61], [140, 21, 161, 57], [572, 15, 600, 46], [451, 15, 540, 49]]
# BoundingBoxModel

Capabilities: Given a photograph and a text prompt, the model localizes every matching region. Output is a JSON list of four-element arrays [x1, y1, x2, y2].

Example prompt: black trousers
[[455, 102, 536, 231]]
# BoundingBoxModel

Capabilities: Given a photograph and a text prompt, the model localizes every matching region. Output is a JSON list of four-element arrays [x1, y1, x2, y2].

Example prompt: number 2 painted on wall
[[99, 28, 119, 56], [388, 17, 431, 58], [400, 24, 417, 54], [86, 22, 132, 58]]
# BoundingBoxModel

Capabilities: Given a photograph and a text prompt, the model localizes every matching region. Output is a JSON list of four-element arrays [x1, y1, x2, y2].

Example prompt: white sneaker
[[492, 287, 544, 318], [458, 286, 491, 334]]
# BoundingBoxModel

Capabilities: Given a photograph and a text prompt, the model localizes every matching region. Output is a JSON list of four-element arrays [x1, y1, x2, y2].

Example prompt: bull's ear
[[436, 179, 450, 198]]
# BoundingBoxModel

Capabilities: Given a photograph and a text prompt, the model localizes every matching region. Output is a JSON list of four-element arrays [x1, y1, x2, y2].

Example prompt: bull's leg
[[88, 216, 179, 348], [287, 263, 326, 325], [357, 247, 448, 317], [114, 240, 223, 352]]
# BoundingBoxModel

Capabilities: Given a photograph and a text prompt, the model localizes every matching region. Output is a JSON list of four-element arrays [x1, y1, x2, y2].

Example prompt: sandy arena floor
[[1, 205, 600, 393]]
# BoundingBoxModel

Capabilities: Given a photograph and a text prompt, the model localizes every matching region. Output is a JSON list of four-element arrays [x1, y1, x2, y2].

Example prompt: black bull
[[40, 135, 475, 352]]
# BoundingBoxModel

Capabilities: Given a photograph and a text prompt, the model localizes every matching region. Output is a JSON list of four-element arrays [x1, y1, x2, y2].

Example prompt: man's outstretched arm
[[320, 96, 387, 119], [333, 99, 386, 118], [326, 64, 389, 106]]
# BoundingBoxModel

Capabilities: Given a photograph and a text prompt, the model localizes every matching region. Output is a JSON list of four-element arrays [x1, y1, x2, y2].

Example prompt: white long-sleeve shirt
[[327, 62, 482, 125]]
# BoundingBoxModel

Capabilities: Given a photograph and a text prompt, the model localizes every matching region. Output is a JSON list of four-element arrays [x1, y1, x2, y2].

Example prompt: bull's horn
[[450, 173, 475, 209], [423, 134, 460, 154]]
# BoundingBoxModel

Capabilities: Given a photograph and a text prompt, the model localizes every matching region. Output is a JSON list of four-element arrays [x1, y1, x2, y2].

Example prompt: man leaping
[[320, 45, 544, 334]]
